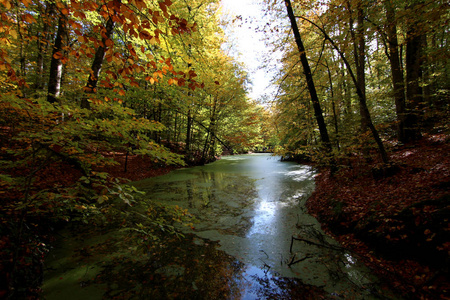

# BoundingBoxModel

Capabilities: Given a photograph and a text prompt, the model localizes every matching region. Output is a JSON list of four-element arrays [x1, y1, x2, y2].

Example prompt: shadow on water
[[42, 154, 399, 299]]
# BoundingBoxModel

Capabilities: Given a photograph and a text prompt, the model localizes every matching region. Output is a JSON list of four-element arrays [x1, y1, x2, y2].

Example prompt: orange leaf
[[24, 14, 36, 23], [158, 2, 167, 13], [105, 39, 114, 47], [53, 52, 63, 59]]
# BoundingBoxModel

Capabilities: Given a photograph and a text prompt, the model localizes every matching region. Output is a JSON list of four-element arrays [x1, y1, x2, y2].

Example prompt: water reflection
[[43, 154, 399, 299], [133, 154, 395, 299]]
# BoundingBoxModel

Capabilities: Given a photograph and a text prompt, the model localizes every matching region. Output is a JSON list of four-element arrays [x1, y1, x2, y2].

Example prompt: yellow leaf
[[2, 0, 11, 10], [9, 29, 17, 39]]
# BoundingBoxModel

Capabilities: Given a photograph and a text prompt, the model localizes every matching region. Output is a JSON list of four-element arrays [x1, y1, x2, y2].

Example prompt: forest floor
[[100, 134, 449, 299], [306, 133, 449, 300]]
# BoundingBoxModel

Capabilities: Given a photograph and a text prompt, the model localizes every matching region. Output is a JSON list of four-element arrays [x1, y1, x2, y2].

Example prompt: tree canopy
[[0, 0, 448, 297], [262, 0, 448, 165], [0, 0, 271, 297]]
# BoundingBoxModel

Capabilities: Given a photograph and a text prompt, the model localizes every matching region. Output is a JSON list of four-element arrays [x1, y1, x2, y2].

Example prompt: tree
[[384, 0, 407, 143], [47, 11, 67, 103], [404, 0, 425, 142], [284, 0, 332, 153]]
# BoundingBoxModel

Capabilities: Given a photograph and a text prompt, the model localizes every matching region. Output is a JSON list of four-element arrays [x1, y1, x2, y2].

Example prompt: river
[[42, 153, 397, 299]]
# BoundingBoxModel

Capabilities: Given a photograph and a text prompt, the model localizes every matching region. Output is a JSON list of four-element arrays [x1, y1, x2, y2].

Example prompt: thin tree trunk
[[81, 17, 115, 109], [325, 60, 340, 149], [297, 16, 389, 163], [185, 108, 192, 162], [404, 8, 424, 142], [347, 0, 368, 132], [35, 2, 53, 90], [384, 0, 406, 143], [47, 14, 67, 103], [356, 3, 368, 132], [284, 0, 332, 153], [203, 96, 218, 163]]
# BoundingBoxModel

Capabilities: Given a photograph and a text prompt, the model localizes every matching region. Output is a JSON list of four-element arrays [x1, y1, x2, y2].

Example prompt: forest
[[0, 0, 448, 298]]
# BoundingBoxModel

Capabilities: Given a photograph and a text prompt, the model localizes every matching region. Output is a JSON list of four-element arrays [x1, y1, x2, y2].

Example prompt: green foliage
[[0, 93, 188, 297], [0, 0, 275, 297]]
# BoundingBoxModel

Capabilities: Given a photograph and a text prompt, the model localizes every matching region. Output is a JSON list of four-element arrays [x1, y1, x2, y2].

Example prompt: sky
[[220, 0, 276, 102]]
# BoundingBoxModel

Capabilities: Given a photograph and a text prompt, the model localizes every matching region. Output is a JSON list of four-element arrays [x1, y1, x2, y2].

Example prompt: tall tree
[[347, 0, 369, 132], [81, 16, 115, 109], [47, 12, 67, 103], [35, 2, 53, 90], [404, 0, 425, 142], [384, 0, 406, 143], [284, 0, 332, 153]]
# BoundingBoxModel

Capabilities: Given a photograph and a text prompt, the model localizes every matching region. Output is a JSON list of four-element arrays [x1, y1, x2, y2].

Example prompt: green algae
[[42, 154, 399, 299]]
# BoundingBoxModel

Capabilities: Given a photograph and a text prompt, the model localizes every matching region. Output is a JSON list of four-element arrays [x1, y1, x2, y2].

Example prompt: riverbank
[[104, 139, 449, 299], [41, 154, 352, 299], [306, 133, 449, 299]]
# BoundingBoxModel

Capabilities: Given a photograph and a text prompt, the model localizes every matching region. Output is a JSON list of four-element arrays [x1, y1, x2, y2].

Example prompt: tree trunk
[[47, 14, 67, 103], [404, 11, 424, 142], [356, 3, 369, 132], [384, 0, 407, 143], [35, 2, 53, 90], [296, 15, 389, 163], [325, 60, 340, 149], [202, 96, 218, 164], [284, 0, 332, 153], [347, 0, 368, 132], [81, 17, 115, 109], [185, 108, 192, 162]]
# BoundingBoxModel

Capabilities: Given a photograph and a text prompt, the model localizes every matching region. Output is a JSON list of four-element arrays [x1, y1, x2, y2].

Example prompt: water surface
[[43, 154, 396, 299]]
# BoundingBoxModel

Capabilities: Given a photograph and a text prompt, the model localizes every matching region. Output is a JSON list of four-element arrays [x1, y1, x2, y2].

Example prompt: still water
[[134, 153, 390, 299], [43, 154, 395, 299]]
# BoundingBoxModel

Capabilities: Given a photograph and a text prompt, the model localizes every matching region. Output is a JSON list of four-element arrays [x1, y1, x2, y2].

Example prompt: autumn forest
[[0, 0, 448, 298]]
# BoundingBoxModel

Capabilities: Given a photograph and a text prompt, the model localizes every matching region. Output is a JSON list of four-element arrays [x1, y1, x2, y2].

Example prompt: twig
[[290, 235, 344, 253], [287, 253, 312, 267], [259, 249, 269, 259]]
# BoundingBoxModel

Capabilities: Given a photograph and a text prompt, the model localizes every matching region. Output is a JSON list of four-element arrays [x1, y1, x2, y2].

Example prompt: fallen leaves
[[306, 134, 450, 299]]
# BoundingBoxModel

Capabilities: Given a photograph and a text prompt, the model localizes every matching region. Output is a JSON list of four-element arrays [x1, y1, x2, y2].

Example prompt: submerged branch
[[287, 253, 312, 267], [290, 235, 345, 253]]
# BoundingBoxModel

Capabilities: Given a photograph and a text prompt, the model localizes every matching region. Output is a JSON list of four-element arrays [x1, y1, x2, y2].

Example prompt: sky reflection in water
[[134, 154, 388, 299]]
